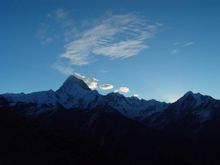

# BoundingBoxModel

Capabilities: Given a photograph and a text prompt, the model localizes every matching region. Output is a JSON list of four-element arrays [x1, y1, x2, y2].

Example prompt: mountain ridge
[[1, 75, 220, 126], [0, 75, 168, 119]]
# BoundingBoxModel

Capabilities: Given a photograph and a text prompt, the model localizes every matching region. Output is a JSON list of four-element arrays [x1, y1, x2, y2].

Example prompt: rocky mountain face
[[1, 75, 220, 165]]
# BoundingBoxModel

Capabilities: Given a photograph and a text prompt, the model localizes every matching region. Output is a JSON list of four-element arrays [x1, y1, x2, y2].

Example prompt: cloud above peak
[[118, 86, 130, 93], [48, 12, 160, 95], [60, 13, 160, 65], [72, 72, 99, 90], [99, 84, 114, 90], [53, 65, 99, 90]]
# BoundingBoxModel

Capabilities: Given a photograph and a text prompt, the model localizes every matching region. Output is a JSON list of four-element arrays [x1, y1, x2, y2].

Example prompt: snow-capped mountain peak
[[183, 91, 194, 97], [159, 91, 220, 123], [60, 75, 91, 91], [178, 91, 213, 108], [56, 75, 101, 109]]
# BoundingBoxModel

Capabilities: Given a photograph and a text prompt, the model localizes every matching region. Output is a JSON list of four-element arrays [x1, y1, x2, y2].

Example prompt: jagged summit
[[106, 92, 125, 98], [184, 91, 194, 96], [55, 75, 101, 109], [182, 91, 205, 98], [153, 90, 220, 123], [58, 75, 90, 92], [178, 91, 213, 105]]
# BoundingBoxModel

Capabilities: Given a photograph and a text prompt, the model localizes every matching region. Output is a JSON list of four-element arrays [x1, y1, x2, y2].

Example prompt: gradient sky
[[1, 0, 220, 102]]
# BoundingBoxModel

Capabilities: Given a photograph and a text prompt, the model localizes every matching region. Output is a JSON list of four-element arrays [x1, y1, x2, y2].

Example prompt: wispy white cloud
[[113, 86, 130, 94], [182, 41, 195, 47], [61, 13, 160, 65], [99, 84, 114, 90], [52, 63, 74, 75], [171, 49, 179, 55], [36, 23, 56, 45], [43, 12, 160, 94], [48, 8, 68, 22], [118, 86, 130, 93], [171, 41, 195, 54], [93, 40, 149, 58], [99, 69, 108, 74], [36, 8, 77, 44]]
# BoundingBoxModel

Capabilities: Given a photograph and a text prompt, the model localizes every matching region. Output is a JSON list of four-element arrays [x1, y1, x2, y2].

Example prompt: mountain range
[[0, 75, 168, 119], [1, 75, 220, 165]]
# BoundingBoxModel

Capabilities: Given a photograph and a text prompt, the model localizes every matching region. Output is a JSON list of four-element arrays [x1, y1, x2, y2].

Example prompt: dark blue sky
[[1, 0, 220, 102]]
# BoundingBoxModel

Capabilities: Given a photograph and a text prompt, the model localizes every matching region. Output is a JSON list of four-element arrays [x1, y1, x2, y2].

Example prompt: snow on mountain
[[1, 75, 220, 126], [1, 90, 57, 116], [2, 90, 57, 106], [56, 75, 103, 109], [146, 91, 220, 129], [175, 91, 213, 110], [172, 91, 220, 121], [104, 92, 168, 119], [0, 75, 168, 119], [55, 75, 168, 117]]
